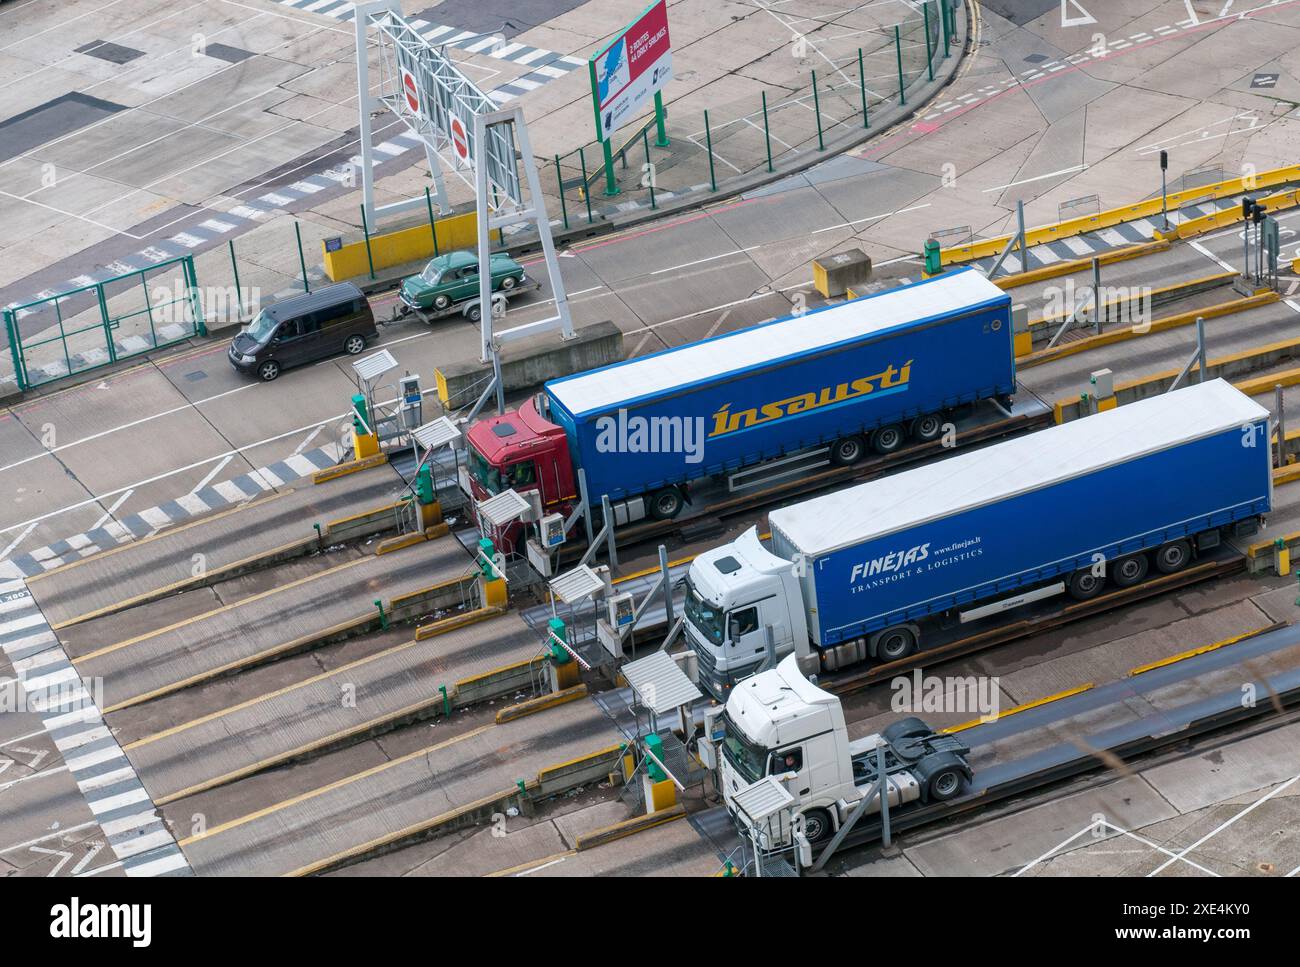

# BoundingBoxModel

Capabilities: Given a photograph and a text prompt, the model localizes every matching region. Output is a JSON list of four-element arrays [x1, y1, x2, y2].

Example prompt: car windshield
[[721, 711, 767, 785], [467, 444, 502, 495], [244, 309, 277, 343], [684, 578, 725, 645], [419, 263, 442, 284]]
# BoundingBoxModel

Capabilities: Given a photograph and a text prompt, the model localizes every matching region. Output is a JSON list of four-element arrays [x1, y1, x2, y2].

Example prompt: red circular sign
[[401, 69, 419, 115], [450, 115, 469, 161]]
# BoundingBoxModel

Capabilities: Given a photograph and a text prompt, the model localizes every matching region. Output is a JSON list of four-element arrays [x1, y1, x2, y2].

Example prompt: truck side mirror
[[728, 619, 741, 641]]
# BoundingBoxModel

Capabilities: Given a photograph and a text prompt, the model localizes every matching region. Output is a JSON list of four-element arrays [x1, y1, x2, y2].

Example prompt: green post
[[641, 129, 656, 209], [373, 599, 388, 630], [439, 684, 450, 716], [554, 155, 570, 230], [811, 70, 824, 150], [359, 205, 376, 281], [924, 239, 942, 275], [228, 239, 243, 321], [942, 0, 952, 57], [312, 522, 322, 542], [761, 90, 773, 172], [294, 221, 309, 293], [895, 25, 906, 105], [4, 309, 25, 392], [704, 109, 717, 192], [599, 138, 620, 196], [425, 186, 440, 257], [923, 1, 934, 81], [139, 271, 158, 346], [858, 48, 869, 128], [578, 146, 594, 224], [186, 257, 206, 338], [654, 90, 669, 147], [96, 285, 116, 364], [548, 616, 570, 664]]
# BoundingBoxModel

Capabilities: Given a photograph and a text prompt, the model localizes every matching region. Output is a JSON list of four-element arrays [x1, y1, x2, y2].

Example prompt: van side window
[[296, 312, 320, 335], [317, 303, 348, 327], [277, 318, 300, 339]]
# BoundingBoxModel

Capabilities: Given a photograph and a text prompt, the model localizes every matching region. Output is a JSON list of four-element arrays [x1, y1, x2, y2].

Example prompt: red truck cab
[[463, 395, 578, 551]]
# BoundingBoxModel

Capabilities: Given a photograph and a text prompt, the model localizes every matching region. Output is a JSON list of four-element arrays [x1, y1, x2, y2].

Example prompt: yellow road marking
[[1127, 626, 1276, 677], [943, 683, 1093, 733]]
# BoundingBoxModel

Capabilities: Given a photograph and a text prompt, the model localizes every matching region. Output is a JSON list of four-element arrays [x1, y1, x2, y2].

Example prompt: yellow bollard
[[353, 428, 380, 459], [1277, 541, 1291, 577], [644, 776, 677, 813], [482, 574, 507, 609]]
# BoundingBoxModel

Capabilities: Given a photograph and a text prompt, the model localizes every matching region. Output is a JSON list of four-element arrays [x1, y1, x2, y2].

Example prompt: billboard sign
[[589, 0, 671, 142]]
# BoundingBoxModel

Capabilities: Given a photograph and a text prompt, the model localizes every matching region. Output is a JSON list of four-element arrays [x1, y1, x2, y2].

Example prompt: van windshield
[[245, 310, 277, 343]]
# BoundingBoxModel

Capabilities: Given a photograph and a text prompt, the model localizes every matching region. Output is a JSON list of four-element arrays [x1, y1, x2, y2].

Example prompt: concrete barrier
[[531, 743, 626, 797], [1020, 291, 1279, 369], [813, 249, 872, 297], [313, 452, 388, 482], [1024, 272, 1237, 350], [434, 319, 624, 408], [387, 573, 479, 624], [1053, 335, 1300, 423], [990, 240, 1168, 290], [321, 210, 499, 282], [324, 501, 403, 543], [495, 684, 588, 724], [454, 656, 543, 706]]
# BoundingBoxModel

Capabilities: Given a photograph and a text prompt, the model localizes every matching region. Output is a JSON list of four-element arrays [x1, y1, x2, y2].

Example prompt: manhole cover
[[1023, 53, 1049, 64], [203, 43, 254, 64], [1252, 73, 1280, 89], [74, 40, 145, 65], [184, 371, 208, 382]]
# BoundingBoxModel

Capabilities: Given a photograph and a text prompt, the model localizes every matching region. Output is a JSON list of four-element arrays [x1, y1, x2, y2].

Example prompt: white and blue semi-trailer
[[463, 267, 1014, 529], [684, 379, 1272, 699]]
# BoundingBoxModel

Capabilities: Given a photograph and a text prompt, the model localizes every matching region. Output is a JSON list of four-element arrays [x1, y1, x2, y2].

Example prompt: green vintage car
[[399, 250, 526, 312]]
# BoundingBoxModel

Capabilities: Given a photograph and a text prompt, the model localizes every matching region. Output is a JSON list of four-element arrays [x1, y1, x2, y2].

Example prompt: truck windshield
[[467, 445, 502, 495], [721, 711, 767, 785], [684, 579, 725, 645]]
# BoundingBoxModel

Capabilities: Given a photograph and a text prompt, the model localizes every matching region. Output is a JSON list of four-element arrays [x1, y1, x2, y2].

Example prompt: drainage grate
[[74, 40, 145, 64], [0, 92, 126, 163], [1023, 53, 1049, 64]]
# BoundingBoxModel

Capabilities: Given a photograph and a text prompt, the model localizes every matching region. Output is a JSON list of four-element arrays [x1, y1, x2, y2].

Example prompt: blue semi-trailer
[[462, 268, 1013, 530], [684, 379, 1272, 699]]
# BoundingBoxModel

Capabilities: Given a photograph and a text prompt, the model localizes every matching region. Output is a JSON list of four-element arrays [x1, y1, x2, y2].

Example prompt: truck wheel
[[1067, 568, 1105, 600], [911, 413, 944, 442], [916, 758, 966, 802], [800, 808, 833, 844], [648, 487, 684, 520], [872, 424, 905, 454], [434, 294, 451, 310], [1111, 553, 1149, 588], [874, 626, 917, 662], [829, 436, 866, 466], [1154, 539, 1191, 574]]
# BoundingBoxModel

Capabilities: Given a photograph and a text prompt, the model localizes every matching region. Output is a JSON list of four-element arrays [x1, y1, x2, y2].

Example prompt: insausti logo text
[[710, 360, 913, 438]]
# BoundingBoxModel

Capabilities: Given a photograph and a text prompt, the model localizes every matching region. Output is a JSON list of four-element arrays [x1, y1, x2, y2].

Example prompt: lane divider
[[1127, 624, 1283, 677], [943, 683, 1093, 734]]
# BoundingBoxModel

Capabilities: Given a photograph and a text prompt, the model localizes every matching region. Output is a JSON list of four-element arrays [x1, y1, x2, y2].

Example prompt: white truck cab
[[683, 527, 808, 700], [719, 655, 971, 845]]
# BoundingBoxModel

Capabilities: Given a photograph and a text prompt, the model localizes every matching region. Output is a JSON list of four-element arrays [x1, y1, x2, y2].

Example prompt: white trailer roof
[[770, 379, 1268, 558], [546, 269, 1007, 417]]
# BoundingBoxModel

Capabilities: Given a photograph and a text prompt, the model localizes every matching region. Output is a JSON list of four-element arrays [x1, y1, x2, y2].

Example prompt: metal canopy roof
[[549, 564, 605, 604], [477, 488, 531, 528], [411, 416, 461, 451], [732, 775, 794, 826], [352, 349, 399, 384], [622, 649, 702, 715]]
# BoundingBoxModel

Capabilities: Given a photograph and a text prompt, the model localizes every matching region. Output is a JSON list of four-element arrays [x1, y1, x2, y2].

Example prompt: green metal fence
[[548, 0, 954, 229], [3, 255, 204, 392]]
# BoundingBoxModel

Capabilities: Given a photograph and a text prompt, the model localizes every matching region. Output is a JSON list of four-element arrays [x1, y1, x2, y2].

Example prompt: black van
[[228, 282, 377, 381]]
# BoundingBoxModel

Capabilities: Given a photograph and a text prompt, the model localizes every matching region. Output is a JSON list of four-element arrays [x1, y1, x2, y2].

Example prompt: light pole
[[1159, 150, 1170, 231]]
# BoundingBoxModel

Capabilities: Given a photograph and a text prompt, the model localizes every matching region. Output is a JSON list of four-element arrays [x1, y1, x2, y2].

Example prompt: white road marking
[[89, 489, 133, 532], [189, 455, 234, 494], [982, 164, 1088, 192]]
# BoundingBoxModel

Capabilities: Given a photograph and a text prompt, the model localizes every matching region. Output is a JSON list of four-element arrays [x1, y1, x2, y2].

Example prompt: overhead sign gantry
[[353, 1, 573, 362]]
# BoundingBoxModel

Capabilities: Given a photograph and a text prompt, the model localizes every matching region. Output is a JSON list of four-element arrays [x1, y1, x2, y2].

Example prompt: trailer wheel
[[829, 436, 866, 466], [648, 487, 684, 520], [872, 424, 905, 454], [467, 303, 483, 322], [874, 626, 917, 662], [434, 294, 451, 310], [1155, 539, 1191, 574], [1111, 553, 1149, 588], [800, 808, 833, 844], [1067, 568, 1105, 600], [911, 413, 944, 442]]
